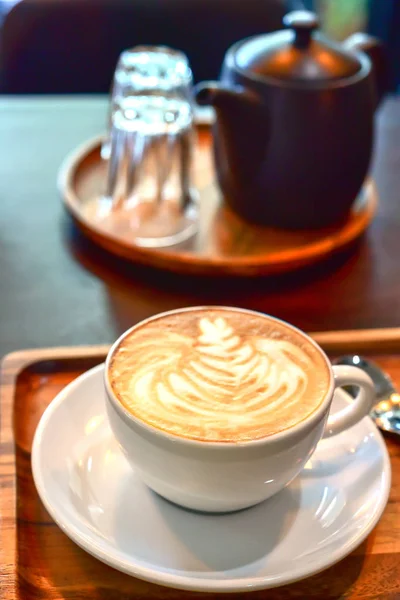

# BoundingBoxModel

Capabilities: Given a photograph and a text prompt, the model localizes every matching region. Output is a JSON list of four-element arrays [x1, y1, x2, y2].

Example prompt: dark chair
[[0, 0, 287, 93]]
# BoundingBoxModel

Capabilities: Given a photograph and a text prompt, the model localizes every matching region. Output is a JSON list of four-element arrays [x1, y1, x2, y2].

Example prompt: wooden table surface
[[0, 95, 399, 357]]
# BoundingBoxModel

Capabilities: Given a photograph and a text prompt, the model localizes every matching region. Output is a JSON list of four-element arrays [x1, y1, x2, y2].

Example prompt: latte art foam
[[110, 309, 330, 442]]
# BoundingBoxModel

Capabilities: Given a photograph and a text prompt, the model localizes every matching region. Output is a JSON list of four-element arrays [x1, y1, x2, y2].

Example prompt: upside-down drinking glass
[[102, 46, 198, 248]]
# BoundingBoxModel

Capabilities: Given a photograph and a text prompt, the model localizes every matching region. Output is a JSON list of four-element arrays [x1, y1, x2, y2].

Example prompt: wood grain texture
[[59, 130, 377, 277], [1, 334, 400, 599]]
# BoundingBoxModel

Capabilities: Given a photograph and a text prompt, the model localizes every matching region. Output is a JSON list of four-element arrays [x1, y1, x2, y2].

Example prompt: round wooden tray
[[59, 127, 377, 277]]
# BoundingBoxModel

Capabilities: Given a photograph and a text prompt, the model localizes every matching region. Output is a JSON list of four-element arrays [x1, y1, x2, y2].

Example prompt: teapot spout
[[195, 81, 260, 111], [195, 81, 225, 108], [194, 81, 268, 193], [344, 33, 387, 105]]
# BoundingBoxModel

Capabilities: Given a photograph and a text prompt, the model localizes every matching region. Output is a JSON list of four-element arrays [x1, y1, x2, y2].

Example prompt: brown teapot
[[195, 11, 386, 229]]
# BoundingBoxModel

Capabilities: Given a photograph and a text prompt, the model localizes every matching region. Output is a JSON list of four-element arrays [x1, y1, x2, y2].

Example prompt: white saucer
[[32, 364, 391, 593]]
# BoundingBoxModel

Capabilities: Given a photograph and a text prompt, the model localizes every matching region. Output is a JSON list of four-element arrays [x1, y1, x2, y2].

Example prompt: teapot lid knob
[[283, 10, 319, 49]]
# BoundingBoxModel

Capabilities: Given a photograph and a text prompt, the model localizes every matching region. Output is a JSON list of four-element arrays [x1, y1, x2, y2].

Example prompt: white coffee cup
[[104, 308, 375, 513]]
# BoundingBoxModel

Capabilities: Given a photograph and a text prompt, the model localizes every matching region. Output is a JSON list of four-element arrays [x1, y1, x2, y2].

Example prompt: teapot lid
[[235, 11, 361, 84]]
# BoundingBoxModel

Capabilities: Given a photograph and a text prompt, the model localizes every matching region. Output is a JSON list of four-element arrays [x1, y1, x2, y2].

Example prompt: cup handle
[[323, 365, 376, 438]]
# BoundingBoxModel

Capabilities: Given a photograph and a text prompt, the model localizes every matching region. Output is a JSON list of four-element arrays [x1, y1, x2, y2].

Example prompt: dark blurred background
[[0, 0, 398, 95]]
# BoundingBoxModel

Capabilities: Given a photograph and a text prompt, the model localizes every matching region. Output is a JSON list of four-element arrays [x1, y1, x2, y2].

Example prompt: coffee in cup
[[105, 307, 375, 512], [109, 307, 331, 443]]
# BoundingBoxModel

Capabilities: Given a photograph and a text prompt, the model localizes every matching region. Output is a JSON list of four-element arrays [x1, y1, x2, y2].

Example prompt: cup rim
[[104, 306, 335, 449]]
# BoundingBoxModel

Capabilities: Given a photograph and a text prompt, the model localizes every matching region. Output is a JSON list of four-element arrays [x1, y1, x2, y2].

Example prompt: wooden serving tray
[[1, 331, 400, 600], [59, 128, 377, 277]]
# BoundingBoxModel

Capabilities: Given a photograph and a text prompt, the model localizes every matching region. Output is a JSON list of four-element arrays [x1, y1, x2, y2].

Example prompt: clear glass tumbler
[[102, 45, 193, 159], [103, 46, 198, 248]]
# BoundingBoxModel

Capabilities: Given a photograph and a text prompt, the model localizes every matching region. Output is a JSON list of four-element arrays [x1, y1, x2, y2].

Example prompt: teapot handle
[[343, 33, 387, 106]]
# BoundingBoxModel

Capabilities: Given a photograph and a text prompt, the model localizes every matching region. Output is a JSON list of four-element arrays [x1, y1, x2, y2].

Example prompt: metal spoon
[[333, 355, 400, 435]]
